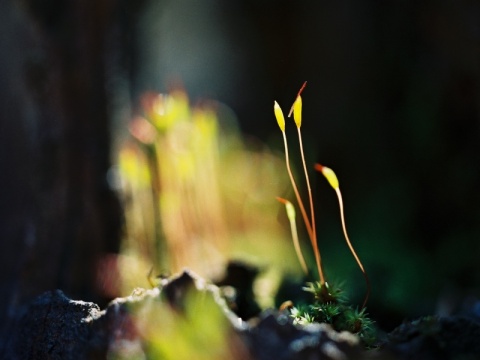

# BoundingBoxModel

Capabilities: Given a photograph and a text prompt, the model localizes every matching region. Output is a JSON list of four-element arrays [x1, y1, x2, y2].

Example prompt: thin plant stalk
[[297, 127, 316, 255], [291, 94, 325, 286], [315, 163, 371, 308]]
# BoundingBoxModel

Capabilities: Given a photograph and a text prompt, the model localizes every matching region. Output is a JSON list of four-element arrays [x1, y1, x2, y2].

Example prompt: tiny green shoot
[[276, 197, 308, 275]]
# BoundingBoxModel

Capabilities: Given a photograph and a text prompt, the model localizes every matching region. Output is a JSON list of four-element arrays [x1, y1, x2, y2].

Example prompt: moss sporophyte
[[274, 83, 374, 343]]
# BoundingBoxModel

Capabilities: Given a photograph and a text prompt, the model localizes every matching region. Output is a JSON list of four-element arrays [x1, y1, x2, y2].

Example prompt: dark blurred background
[[1, 0, 479, 338]]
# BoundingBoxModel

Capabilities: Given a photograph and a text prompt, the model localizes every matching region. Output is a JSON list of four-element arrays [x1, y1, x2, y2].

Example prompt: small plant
[[274, 83, 375, 344], [292, 281, 376, 345]]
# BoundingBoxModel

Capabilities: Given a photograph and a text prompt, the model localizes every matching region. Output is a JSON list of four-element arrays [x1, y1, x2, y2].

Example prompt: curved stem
[[335, 188, 371, 308]]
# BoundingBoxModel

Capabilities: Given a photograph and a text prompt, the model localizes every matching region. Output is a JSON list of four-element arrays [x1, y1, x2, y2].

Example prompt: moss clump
[[290, 281, 376, 346]]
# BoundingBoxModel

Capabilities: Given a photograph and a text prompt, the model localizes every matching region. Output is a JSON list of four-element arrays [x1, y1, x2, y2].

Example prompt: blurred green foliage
[[117, 90, 304, 301]]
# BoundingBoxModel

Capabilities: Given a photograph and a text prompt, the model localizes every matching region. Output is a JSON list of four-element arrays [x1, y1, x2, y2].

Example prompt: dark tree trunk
[[0, 0, 132, 348]]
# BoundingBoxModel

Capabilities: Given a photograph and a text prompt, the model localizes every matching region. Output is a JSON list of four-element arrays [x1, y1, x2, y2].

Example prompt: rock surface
[[2, 270, 480, 359]]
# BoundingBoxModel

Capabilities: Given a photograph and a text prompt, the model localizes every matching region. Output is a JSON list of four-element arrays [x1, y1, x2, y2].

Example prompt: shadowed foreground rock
[[3, 289, 142, 360], [384, 316, 480, 360], [3, 270, 480, 359]]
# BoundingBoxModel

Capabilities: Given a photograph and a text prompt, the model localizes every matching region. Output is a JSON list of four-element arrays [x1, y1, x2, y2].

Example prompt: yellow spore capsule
[[274, 101, 286, 132], [293, 96, 302, 128], [315, 164, 339, 189]]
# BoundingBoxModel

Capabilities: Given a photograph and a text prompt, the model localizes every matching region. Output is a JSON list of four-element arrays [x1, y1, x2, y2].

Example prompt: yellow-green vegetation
[[107, 275, 248, 360], [139, 288, 242, 359], [117, 90, 300, 297]]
